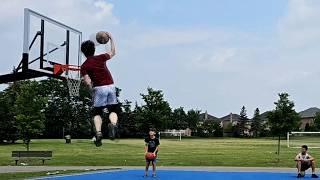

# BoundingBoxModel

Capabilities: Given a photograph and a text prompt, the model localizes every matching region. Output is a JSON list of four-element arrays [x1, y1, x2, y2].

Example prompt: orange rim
[[53, 64, 80, 75]]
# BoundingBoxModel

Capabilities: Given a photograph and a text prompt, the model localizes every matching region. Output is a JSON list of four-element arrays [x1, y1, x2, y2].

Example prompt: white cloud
[[0, 0, 119, 27], [123, 28, 231, 49], [189, 48, 237, 72], [93, 0, 118, 24], [278, 0, 320, 49]]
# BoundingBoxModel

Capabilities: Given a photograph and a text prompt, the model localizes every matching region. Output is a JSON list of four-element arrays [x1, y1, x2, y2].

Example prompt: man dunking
[[80, 32, 118, 147]]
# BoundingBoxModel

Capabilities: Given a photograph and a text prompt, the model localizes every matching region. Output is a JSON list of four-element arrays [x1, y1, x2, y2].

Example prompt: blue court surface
[[40, 169, 305, 180]]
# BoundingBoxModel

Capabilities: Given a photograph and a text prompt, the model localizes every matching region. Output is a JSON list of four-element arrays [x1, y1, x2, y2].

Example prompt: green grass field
[[0, 138, 318, 167]]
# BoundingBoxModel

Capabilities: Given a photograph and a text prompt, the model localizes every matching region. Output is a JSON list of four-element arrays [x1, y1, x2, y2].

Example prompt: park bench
[[12, 151, 52, 165]]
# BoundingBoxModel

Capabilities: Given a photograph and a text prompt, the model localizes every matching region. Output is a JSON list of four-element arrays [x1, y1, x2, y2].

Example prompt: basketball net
[[54, 64, 81, 97]]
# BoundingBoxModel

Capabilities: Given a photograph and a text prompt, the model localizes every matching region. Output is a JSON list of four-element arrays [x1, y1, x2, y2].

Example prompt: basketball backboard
[[0, 8, 82, 83]]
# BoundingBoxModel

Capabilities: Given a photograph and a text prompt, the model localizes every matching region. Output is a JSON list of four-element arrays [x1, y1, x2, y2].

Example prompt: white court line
[[29, 168, 123, 180]]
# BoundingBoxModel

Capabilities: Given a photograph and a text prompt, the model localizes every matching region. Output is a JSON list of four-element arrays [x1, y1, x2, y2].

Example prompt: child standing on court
[[144, 128, 160, 177]]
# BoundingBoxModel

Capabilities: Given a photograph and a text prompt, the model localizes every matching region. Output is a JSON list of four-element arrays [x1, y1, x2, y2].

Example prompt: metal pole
[[66, 30, 70, 66], [78, 33, 82, 66], [278, 135, 280, 162], [23, 8, 30, 54], [40, 20, 44, 69], [287, 132, 290, 148], [22, 8, 30, 71], [62, 127, 65, 139]]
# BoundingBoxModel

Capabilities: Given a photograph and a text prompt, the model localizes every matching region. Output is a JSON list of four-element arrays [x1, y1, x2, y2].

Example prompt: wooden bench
[[12, 151, 52, 165]]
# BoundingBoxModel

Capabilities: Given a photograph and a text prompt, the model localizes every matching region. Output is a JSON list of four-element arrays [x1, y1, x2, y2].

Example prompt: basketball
[[96, 31, 110, 44], [145, 153, 156, 160]]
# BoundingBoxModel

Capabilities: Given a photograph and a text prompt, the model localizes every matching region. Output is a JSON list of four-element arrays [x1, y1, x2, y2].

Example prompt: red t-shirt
[[80, 54, 114, 87]]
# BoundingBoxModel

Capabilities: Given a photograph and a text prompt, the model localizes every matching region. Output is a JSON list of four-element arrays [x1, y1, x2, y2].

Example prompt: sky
[[1, 0, 320, 118]]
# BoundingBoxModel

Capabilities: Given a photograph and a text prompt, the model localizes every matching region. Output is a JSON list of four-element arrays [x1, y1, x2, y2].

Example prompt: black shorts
[[93, 104, 120, 116], [146, 158, 157, 163], [301, 161, 311, 171]]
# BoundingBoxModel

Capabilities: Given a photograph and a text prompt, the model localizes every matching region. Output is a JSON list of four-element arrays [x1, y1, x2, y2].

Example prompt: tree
[[136, 88, 171, 133], [232, 123, 240, 137], [170, 107, 188, 130], [0, 89, 18, 143], [304, 123, 311, 132], [213, 121, 223, 137], [251, 108, 262, 137], [185, 109, 201, 132], [313, 112, 320, 131], [119, 100, 139, 137], [14, 81, 46, 151], [239, 106, 248, 137], [197, 120, 223, 137], [39, 79, 92, 138], [268, 93, 300, 160], [39, 79, 70, 138]]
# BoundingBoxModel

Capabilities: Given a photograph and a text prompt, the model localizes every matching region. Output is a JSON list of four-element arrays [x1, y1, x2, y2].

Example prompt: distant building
[[197, 107, 320, 135], [219, 113, 251, 136], [220, 113, 241, 127], [299, 107, 320, 130], [251, 108, 320, 131], [199, 111, 220, 122]]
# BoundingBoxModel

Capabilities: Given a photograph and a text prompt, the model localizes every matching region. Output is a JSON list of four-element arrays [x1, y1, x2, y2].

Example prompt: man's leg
[[105, 85, 120, 139], [145, 161, 150, 176], [311, 161, 319, 178], [312, 161, 316, 173], [297, 161, 303, 178], [107, 85, 119, 126], [93, 108, 104, 147], [107, 104, 119, 140], [109, 112, 118, 126], [92, 86, 108, 146], [94, 115, 103, 132], [297, 161, 302, 173]]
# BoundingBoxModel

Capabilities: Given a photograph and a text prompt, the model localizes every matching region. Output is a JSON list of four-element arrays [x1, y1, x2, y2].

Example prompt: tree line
[[0, 79, 205, 144], [1, 79, 319, 145]]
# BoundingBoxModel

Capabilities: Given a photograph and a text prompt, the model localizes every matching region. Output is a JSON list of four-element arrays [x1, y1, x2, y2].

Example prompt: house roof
[[260, 111, 270, 121], [199, 112, 220, 121], [299, 107, 320, 118], [200, 107, 320, 123], [220, 113, 241, 122]]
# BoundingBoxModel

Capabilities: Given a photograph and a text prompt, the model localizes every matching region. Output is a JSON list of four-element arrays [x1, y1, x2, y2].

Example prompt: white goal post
[[159, 131, 182, 141], [287, 131, 320, 148]]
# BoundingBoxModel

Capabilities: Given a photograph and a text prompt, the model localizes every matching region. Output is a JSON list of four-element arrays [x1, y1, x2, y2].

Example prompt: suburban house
[[199, 111, 220, 123], [220, 113, 241, 127], [197, 107, 320, 136], [199, 111, 253, 128], [199, 112, 253, 136], [298, 107, 320, 130]]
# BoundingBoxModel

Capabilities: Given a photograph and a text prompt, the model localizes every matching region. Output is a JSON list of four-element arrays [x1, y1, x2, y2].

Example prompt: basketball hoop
[[54, 64, 81, 97]]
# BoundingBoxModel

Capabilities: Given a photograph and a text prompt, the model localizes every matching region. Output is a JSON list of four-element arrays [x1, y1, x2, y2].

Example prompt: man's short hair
[[81, 40, 95, 57], [302, 145, 308, 150], [149, 128, 156, 133]]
